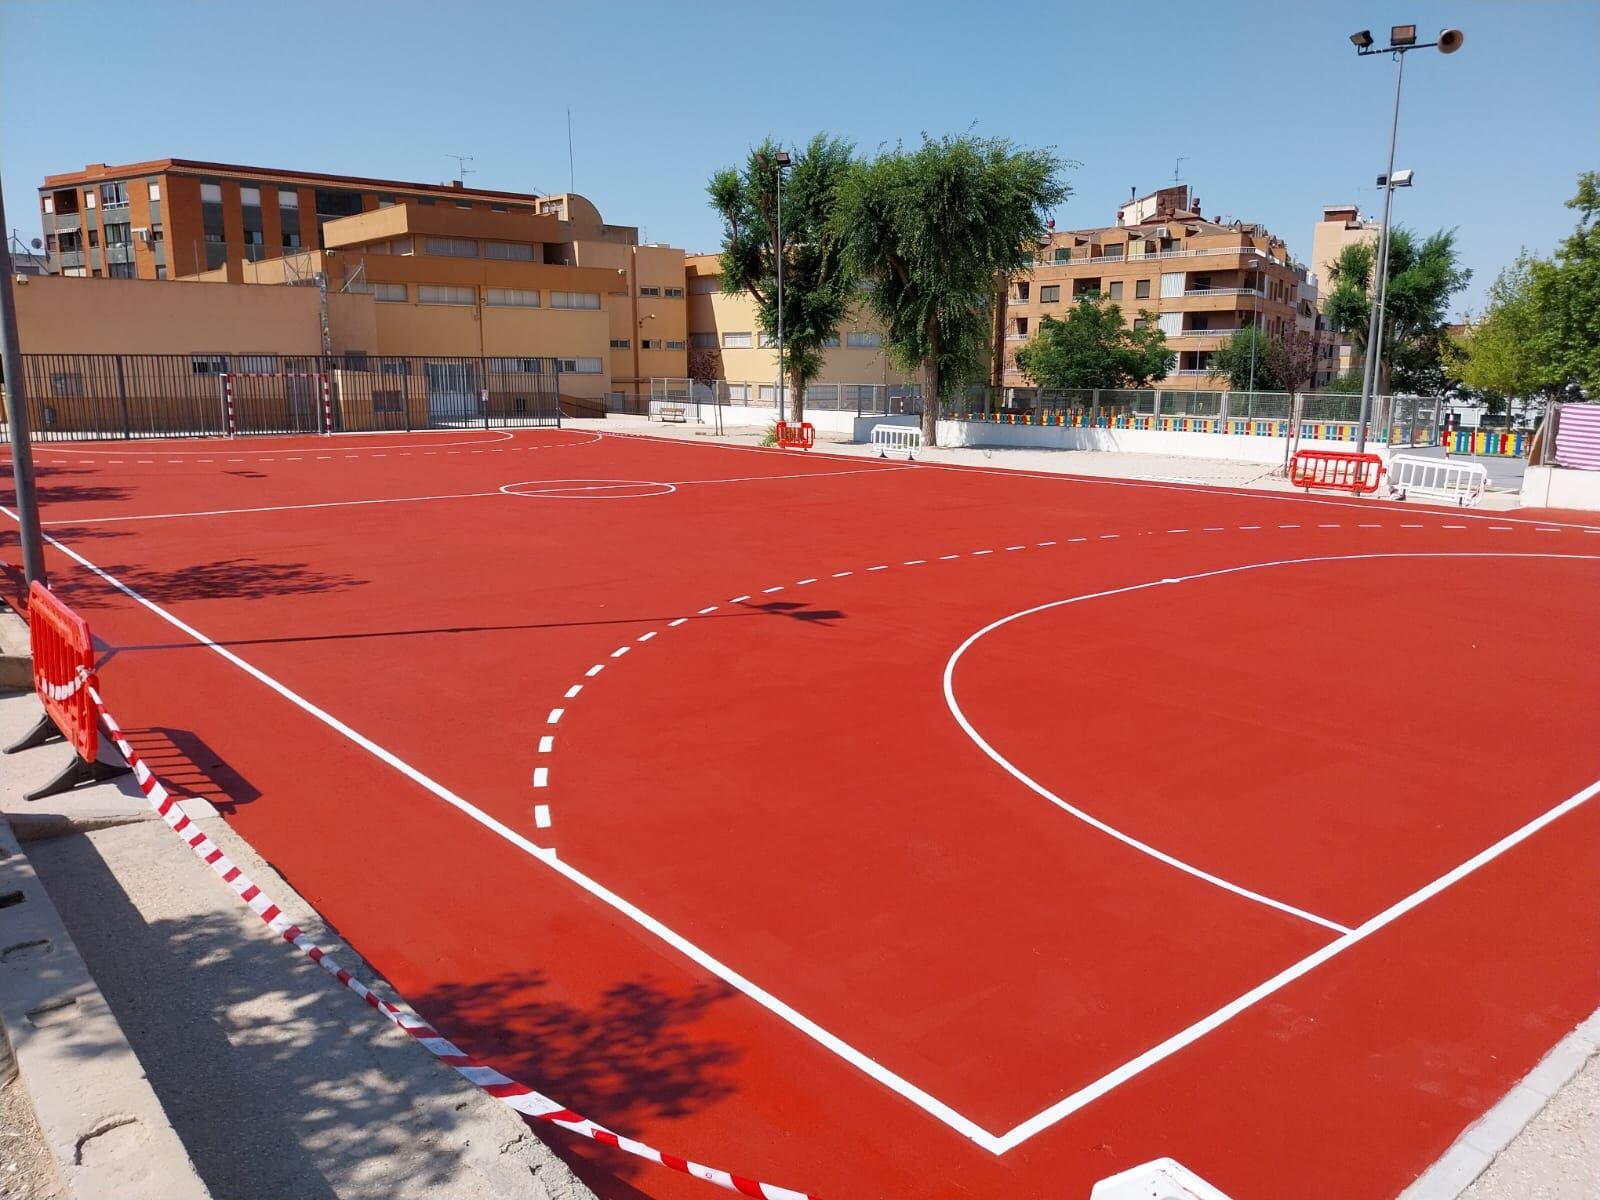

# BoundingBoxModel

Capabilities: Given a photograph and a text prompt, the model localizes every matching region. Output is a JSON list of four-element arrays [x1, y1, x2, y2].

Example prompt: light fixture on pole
[[773, 150, 792, 422], [1349, 24, 1463, 454]]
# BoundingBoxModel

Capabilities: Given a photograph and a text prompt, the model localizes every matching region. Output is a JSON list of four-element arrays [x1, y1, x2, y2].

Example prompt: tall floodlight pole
[[1349, 24, 1464, 453], [0, 176, 48, 586], [1246, 257, 1261, 395], [773, 150, 792, 422]]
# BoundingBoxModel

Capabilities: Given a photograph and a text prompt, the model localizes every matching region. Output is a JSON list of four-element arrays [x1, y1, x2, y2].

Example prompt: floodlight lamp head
[[1438, 28, 1464, 53], [774, 151, 792, 169], [1350, 29, 1374, 49], [1390, 24, 1418, 46]]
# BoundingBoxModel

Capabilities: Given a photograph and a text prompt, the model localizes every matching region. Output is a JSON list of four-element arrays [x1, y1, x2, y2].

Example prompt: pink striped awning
[[1554, 404, 1600, 471]]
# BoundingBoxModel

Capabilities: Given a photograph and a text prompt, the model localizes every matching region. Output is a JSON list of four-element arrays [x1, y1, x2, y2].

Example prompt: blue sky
[[3, 0, 1596, 317]]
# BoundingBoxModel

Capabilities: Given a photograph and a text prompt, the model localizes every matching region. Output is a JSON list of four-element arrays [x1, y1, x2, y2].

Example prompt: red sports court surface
[[5, 426, 1599, 1200]]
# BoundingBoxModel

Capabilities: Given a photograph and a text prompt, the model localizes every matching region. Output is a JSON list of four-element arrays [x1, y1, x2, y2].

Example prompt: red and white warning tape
[[89, 686, 820, 1200], [37, 664, 89, 702]]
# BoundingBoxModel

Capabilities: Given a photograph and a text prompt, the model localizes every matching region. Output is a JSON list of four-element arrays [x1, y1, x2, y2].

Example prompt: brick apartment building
[[1000, 186, 1302, 392]]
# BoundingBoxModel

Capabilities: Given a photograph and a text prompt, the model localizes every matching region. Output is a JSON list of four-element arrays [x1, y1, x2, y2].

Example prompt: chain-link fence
[[0, 353, 563, 441]]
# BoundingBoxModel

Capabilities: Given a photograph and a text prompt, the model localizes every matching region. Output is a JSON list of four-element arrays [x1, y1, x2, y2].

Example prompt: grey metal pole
[[0, 179, 48, 586], [1357, 50, 1406, 454], [1247, 264, 1259, 394], [775, 163, 784, 423]]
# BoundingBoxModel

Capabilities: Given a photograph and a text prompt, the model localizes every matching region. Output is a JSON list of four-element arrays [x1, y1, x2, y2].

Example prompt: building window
[[610, 339, 631, 349], [1108, 281, 1124, 299], [1014, 282, 1029, 301], [455, 200, 472, 210], [490, 357, 542, 372], [278, 188, 299, 209], [483, 241, 534, 261], [821, 333, 840, 347], [558, 357, 603, 374], [106, 224, 132, 246], [663, 286, 684, 298], [240, 186, 261, 207], [373, 282, 408, 303], [84, 190, 96, 209], [425, 236, 479, 258], [485, 287, 539, 307], [418, 284, 475, 305], [490, 204, 508, 213], [846, 331, 881, 348], [99, 182, 129, 208], [155, 265, 167, 279], [689, 277, 720, 294], [150, 223, 164, 242], [722, 331, 753, 348], [1039, 285, 1060, 303], [1135, 279, 1151, 299], [757, 331, 777, 348], [200, 183, 222, 204], [639, 285, 661, 297], [191, 355, 228, 375], [666, 340, 686, 351], [689, 332, 717, 349], [1013, 317, 1029, 337], [283, 232, 301, 249], [41, 195, 53, 214], [550, 291, 600, 309], [88, 229, 100, 248], [147, 182, 160, 201], [108, 262, 135, 278], [641, 339, 662, 350]]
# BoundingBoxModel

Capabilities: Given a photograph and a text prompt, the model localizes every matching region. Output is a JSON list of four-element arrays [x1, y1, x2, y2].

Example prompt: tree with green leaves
[[1324, 227, 1471, 393], [1013, 295, 1173, 390], [708, 135, 856, 422], [834, 134, 1068, 445], [1527, 171, 1600, 396], [1210, 327, 1285, 392], [1445, 254, 1543, 398]]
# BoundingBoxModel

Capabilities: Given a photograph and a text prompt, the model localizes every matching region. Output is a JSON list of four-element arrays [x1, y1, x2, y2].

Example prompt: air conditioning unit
[[133, 227, 150, 243]]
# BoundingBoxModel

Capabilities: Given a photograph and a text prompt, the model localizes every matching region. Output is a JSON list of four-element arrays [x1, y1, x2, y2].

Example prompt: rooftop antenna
[[1172, 156, 1189, 184], [447, 154, 475, 185]]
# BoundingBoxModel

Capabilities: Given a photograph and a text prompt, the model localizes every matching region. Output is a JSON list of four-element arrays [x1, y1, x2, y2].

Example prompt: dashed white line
[[762, 586, 784, 594], [973, 550, 994, 556], [730, 594, 751, 603], [538, 735, 555, 753], [1239, 525, 1260, 531], [939, 555, 960, 560], [1098, 534, 1119, 540], [697, 605, 719, 615], [797, 578, 818, 585], [584, 665, 604, 678], [904, 560, 926, 566], [532, 767, 550, 788], [611, 646, 631, 658], [669, 617, 689, 627], [1278, 524, 1300, 529], [1037, 541, 1056, 547], [564, 685, 583, 699], [868, 565, 889, 571], [1170, 529, 1191, 534], [533, 804, 552, 829], [638, 631, 657, 642], [546, 708, 564, 724], [1005, 545, 1025, 551]]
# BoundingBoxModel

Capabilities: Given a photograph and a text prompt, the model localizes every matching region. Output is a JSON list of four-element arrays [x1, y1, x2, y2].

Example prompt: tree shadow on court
[[1, 466, 133, 508], [412, 969, 743, 1199], [71, 557, 367, 608], [223, 469, 269, 479]]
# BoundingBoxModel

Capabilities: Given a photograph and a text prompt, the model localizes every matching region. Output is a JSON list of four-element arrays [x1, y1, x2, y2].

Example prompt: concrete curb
[[0, 605, 30, 692], [1399, 1006, 1600, 1199], [0, 814, 209, 1199]]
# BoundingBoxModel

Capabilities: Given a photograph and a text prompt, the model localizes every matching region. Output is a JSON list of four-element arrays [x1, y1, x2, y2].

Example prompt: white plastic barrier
[[871, 423, 923, 459], [1388, 453, 1488, 507]]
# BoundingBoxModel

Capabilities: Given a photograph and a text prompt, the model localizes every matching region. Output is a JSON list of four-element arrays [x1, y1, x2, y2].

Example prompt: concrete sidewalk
[[0, 685, 593, 1200]]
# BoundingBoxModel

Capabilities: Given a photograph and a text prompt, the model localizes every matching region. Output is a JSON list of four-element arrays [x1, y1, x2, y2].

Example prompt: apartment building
[[1311, 203, 1379, 381], [37, 158, 548, 282], [683, 253, 913, 406], [1001, 186, 1301, 391]]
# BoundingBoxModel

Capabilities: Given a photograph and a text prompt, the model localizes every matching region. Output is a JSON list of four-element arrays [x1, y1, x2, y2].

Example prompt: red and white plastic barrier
[[89, 687, 820, 1200]]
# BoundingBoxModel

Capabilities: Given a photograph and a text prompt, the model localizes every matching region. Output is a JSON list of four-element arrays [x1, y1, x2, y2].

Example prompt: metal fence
[[644, 378, 924, 418], [0, 353, 563, 442], [952, 387, 1442, 447]]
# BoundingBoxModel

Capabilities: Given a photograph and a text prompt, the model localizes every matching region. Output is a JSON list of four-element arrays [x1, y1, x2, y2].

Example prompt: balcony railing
[[1037, 244, 1283, 268], [1170, 328, 1241, 338], [1183, 288, 1262, 298]]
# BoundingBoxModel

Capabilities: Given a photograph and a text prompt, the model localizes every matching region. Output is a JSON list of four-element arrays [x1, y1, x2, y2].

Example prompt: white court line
[[564, 685, 583, 699], [13, 506, 1596, 1157], [994, 770, 1600, 1152], [44, 489, 506, 526], [538, 736, 555, 753], [534, 804, 552, 829], [5, 509, 997, 1149], [532, 767, 549, 788]]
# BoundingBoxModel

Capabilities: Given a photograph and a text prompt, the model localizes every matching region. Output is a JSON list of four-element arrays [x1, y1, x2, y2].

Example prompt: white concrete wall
[[1521, 465, 1600, 511], [932, 420, 1392, 465]]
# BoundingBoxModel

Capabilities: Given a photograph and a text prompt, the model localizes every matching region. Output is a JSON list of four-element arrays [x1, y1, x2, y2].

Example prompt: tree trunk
[[920, 358, 939, 447], [788, 361, 805, 424]]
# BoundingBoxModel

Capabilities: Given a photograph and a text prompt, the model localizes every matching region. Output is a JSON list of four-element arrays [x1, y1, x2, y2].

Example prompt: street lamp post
[[0, 175, 47, 586], [1246, 257, 1261, 395], [1349, 24, 1463, 454], [773, 150, 792, 423]]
